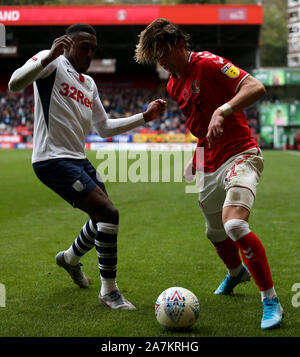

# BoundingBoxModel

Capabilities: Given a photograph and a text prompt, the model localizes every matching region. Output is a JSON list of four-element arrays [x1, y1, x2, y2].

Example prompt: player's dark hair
[[135, 18, 190, 65], [65, 23, 96, 37]]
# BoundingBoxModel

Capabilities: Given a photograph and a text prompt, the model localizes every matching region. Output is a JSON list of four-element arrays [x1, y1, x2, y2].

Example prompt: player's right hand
[[183, 159, 196, 182], [42, 36, 74, 67], [143, 99, 167, 122], [206, 108, 225, 148]]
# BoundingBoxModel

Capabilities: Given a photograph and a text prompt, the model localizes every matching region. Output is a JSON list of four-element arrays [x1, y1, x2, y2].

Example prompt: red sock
[[212, 237, 242, 270], [236, 231, 273, 291]]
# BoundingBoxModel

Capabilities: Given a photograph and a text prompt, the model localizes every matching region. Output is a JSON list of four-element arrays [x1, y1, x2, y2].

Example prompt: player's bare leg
[[223, 204, 283, 329], [222, 205, 249, 222]]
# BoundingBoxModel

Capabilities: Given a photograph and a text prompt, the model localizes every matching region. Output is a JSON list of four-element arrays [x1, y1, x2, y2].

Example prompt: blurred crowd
[[0, 90, 34, 137], [98, 87, 187, 135], [0, 86, 260, 140]]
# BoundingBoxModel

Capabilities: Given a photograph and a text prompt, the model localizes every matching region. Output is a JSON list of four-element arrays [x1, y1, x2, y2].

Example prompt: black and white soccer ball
[[155, 287, 200, 329]]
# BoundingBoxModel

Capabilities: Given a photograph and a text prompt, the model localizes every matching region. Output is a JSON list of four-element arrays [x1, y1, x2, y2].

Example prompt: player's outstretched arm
[[8, 35, 73, 92], [93, 96, 167, 138]]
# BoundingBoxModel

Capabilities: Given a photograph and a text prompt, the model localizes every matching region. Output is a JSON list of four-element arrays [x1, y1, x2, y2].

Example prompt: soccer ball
[[155, 287, 199, 329]]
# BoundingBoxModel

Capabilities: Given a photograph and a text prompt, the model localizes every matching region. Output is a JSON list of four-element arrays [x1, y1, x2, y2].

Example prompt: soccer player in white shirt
[[9, 23, 166, 310]]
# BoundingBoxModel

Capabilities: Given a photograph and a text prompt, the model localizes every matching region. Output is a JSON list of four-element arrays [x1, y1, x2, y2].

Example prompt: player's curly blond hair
[[134, 18, 190, 65]]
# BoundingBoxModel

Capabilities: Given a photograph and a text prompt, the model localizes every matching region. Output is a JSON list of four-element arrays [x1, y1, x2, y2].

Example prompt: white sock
[[100, 277, 118, 296], [261, 286, 277, 301], [64, 246, 80, 266], [228, 264, 243, 277]]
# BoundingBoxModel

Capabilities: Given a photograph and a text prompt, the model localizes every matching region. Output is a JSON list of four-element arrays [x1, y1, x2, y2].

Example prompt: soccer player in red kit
[[135, 18, 283, 330]]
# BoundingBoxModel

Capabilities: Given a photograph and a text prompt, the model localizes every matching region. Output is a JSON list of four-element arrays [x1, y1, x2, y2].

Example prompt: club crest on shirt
[[221, 63, 240, 79], [182, 87, 190, 101], [191, 80, 200, 93]]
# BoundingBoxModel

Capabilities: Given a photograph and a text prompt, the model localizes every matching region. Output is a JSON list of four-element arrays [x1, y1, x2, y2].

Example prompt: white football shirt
[[9, 50, 145, 163]]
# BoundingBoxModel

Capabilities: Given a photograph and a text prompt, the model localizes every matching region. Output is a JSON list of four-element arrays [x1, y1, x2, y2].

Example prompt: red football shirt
[[166, 51, 258, 173]]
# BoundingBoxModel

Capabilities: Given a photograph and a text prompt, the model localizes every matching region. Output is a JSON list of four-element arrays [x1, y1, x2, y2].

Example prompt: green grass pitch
[[0, 149, 300, 338]]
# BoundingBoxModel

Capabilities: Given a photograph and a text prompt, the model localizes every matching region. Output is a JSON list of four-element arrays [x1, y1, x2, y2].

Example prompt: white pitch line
[[283, 150, 300, 157]]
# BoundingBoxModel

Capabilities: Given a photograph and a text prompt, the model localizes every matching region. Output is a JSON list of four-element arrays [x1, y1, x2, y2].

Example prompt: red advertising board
[[0, 4, 263, 26], [0, 135, 22, 143]]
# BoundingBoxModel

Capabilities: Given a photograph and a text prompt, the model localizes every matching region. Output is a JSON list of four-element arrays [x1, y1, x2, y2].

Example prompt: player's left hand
[[143, 99, 167, 122], [206, 109, 225, 148], [183, 158, 196, 182]]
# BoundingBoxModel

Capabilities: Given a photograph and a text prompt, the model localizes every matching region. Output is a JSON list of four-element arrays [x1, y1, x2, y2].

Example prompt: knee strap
[[224, 219, 250, 241], [224, 186, 255, 212]]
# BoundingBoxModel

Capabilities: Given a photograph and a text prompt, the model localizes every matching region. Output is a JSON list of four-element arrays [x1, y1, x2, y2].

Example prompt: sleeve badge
[[221, 63, 240, 79]]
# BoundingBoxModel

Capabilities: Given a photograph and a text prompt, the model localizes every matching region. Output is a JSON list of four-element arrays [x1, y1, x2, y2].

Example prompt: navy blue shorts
[[33, 158, 106, 207]]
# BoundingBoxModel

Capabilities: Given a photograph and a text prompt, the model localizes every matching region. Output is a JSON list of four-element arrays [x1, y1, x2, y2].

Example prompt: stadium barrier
[[0, 132, 198, 150], [0, 134, 23, 143], [86, 142, 196, 151]]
